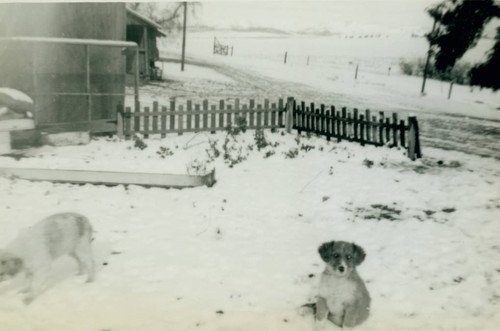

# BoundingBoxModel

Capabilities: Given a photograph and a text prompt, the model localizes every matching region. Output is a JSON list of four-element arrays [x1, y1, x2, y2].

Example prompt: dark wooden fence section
[[118, 97, 421, 160], [293, 100, 402, 147]]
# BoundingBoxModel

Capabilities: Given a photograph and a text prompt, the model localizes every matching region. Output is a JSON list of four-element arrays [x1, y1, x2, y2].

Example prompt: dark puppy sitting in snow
[[0, 213, 95, 304], [308, 240, 370, 328]]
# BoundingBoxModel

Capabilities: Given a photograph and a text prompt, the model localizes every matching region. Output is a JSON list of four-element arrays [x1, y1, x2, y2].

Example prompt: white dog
[[0, 213, 95, 304]]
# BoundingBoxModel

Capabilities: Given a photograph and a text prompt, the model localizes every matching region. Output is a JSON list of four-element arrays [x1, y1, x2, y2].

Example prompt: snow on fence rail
[[117, 97, 421, 160]]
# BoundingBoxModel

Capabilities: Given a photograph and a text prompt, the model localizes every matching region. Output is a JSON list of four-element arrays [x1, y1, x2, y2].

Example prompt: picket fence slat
[[219, 100, 225, 129], [178, 105, 183, 135], [160, 105, 166, 138], [169, 100, 175, 132], [278, 99, 284, 127], [235, 99, 240, 120], [152, 102, 158, 135], [203, 100, 209, 130], [249, 99, 255, 128], [210, 104, 216, 133]]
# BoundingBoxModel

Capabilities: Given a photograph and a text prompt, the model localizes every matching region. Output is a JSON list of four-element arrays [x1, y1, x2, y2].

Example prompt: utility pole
[[181, 2, 187, 72], [421, 18, 437, 95]]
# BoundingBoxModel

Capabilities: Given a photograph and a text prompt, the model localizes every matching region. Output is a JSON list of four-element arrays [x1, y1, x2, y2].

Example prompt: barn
[[0, 3, 139, 135], [126, 8, 166, 80]]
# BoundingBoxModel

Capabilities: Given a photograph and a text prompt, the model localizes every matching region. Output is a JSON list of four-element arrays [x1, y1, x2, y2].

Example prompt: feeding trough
[[0, 167, 216, 189]]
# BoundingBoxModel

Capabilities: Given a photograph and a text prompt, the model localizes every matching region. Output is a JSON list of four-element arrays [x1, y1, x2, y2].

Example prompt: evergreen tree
[[426, 0, 499, 72], [470, 27, 500, 90]]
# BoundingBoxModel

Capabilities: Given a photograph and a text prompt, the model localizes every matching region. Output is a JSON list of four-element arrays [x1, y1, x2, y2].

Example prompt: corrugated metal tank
[[0, 3, 127, 133]]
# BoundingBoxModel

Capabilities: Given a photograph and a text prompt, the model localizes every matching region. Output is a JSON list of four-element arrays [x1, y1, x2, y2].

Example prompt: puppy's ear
[[352, 243, 366, 266], [318, 241, 335, 262]]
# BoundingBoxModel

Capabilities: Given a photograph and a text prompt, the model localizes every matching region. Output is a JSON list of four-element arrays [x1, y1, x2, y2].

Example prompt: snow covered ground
[[0, 129, 499, 330], [0, 30, 499, 331]]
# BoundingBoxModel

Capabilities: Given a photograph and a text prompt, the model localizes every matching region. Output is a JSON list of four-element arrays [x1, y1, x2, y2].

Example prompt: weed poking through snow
[[284, 148, 299, 159], [187, 158, 208, 175], [347, 203, 403, 221], [254, 129, 268, 150], [300, 144, 315, 152], [264, 150, 275, 158], [133, 135, 147, 150], [363, 159, 374, 168], [156, 146, 174, 158], [225, 116, 247, 136], [223, 135, 248, 167], [206, 138, 220, 161]]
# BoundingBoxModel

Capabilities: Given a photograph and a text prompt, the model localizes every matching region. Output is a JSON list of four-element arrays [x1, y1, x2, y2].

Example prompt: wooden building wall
[[0, 3, 127, 133], [126, 12, 163, 80]]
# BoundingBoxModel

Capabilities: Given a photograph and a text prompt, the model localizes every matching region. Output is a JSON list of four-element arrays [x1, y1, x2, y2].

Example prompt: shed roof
[[0, 36, 138, 48], [126, 8, 167, 37]]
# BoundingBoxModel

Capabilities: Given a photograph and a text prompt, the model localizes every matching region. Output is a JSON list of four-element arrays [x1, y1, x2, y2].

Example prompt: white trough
[[0, 167, 216, 189]]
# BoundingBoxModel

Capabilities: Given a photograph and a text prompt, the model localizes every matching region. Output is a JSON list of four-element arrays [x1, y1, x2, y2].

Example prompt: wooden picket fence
[[117, 97, 421, 160], [118, 98, 286, 137]]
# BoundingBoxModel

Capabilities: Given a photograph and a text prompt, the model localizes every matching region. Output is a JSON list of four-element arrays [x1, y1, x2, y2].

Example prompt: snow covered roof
[[0, 88, 33, 104], [126, 8, 167, 37], [0, 36, 138, 48]]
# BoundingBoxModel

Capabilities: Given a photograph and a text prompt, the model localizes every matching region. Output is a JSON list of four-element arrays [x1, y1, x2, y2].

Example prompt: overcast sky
[[192, 0, 439, 34], [2, 0, 497, 36]]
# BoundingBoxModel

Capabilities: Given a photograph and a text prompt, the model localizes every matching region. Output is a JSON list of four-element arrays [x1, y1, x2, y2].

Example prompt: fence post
[[116, 104, 124, 139], [284, 51, 287, 64], [285, 97, 294, 133], [124, 106, 131, 140], [392, 113, 398, 147], [408, 116, 422, 160]]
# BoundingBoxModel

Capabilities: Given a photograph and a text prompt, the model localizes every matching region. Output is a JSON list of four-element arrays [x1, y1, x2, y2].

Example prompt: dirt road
[[152, 58, 500, 159]]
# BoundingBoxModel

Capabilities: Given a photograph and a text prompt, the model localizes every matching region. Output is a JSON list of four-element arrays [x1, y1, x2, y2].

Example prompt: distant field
[[161, 30, 495, 75]]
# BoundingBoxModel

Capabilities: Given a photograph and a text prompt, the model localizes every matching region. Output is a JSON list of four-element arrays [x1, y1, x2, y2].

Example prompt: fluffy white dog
[[0, 213, 95, 304]]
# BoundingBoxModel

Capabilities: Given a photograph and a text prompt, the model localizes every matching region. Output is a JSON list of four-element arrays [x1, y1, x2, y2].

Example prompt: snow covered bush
[[264, 150, 275, 158], [222, 134, 249, 167], [206, 138, 220, 161], [254, 129, 268, 150], [284, 147, 299, 159], [133, 135, 147, 150], [156, 146, 174, 158], [398, 57, 473, 85], [186, 158, 209, 175], [300, 144, 315, 152], [235, 115, 247, 133], [225, 116, 248, 136]]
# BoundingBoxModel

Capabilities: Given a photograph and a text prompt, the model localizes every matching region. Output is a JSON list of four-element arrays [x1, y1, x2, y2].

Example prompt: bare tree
[[127, 2, 200, 33]]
